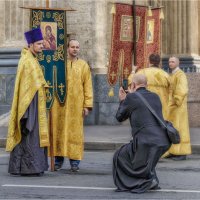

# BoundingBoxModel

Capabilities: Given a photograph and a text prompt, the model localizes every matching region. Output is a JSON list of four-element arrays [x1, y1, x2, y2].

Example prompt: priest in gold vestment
[[6, 28, 49, 175], [128, 54, 170, 120], [54, 39, 93, 172], [166, 56, 191, 160]]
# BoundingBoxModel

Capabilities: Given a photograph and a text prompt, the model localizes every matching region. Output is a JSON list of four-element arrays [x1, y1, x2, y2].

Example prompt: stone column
[[187, 0, 199, 56], [93, 0, 108, 74], [2, 0, 53, 47], [161, 0, 200, 71], [0, 1, 5, 46], [182, 0, 187, 55], [162, 0, 199, 56], [198, 0, 200, 55]]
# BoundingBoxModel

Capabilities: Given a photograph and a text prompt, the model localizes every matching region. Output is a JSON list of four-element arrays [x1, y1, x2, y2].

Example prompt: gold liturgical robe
[[6, 48, 49, 152], [52, 59, 93, 160], [167, 69, 191, 155], [128, 67, 170, 119]]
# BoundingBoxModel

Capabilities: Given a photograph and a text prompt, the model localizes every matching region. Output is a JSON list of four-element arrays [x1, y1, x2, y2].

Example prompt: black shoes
[[149, 179, 161, 190], [54, 164, 63, 171], [54, 156, 64, 171], [70, 165, 79, 172], [165, 154, 187, 161], [171, 155, 186, 161], [54, 164, 79, 172]]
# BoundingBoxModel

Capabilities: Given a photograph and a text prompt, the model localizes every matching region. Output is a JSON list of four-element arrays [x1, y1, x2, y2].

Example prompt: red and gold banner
[[107, 3, 162, 90], [135, 6, 147, 69], [108, 3, 133, 87], [107, 3, 147, 87]]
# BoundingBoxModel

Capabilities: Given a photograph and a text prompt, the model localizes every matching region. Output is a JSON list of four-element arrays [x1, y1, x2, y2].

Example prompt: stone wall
[[161, 0, 200, 69], [187, 73, 200, 127], [0, 48, 19, 117]]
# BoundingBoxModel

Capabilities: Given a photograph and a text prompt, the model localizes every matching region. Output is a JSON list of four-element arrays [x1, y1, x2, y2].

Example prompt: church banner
[[146, 8, 161, 67], [107, 3, 147, 88], [108, 4, 163, 91], [31, 9, 67, 109], [136, 6, 148, 69]]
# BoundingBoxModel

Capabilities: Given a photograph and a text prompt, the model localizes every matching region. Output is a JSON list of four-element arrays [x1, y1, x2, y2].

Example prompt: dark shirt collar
[[136, 87, 146, 91]]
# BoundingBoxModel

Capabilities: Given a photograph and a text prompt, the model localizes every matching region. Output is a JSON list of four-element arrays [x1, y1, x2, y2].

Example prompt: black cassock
[[8, 92, 48, 175], [113, 88, 171, 193]]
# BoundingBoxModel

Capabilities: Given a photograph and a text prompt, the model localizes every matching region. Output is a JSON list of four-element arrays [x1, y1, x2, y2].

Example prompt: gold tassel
[[110, 4, 116, 14], [159, 8, 164, 19], [108, 87, 114, 97], [148, 6, 152, 16]]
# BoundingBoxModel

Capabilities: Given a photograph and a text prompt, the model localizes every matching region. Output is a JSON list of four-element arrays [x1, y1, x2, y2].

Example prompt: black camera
[[122, 79, 128, 91]]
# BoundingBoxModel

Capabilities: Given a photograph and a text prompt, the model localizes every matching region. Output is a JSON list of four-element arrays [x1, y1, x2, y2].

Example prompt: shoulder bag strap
[[134, 91, 167, 129]]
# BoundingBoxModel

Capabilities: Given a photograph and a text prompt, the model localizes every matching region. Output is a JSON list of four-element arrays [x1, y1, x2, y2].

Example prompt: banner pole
[[49, 109, 54, 171], [133, 0, 137, 66], [160, 9, 163, 69], [45, 0, 53, 171]]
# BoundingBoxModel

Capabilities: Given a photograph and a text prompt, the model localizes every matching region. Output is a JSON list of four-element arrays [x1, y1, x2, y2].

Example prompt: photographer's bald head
[[119, 74, 147, 101]]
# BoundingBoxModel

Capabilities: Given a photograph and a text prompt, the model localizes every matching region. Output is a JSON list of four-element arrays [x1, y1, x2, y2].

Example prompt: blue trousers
[[55, 156, 80, 167]]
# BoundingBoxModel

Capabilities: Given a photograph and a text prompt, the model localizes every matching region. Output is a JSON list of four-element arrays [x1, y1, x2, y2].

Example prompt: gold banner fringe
[[108, 87, 114, 97], [159, 8, 164, 19], [110, 4, 116, 14], [148, 6, 152, 16]]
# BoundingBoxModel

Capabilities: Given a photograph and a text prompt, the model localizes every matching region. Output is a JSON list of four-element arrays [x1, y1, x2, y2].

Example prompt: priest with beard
[[6, 28, 49, 176]]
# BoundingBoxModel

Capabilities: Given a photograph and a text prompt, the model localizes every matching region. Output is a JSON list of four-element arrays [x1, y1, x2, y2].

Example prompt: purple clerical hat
[[24, 28, 43, 44]]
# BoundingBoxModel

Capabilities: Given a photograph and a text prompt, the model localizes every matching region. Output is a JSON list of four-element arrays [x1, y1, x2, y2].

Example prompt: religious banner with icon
[[31, 9, 66, 109], [146, 8, 161, 67], [107, 3, 147, 93]]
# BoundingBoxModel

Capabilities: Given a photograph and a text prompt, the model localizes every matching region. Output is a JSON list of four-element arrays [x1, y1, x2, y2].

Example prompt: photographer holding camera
[[113, 74, 171, 193]]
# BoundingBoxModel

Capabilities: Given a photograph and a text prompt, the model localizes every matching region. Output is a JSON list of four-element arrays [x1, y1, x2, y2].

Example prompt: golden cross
[[124, 67, 129, 78], [110, 71, 117, 80], [46, 89, 52, 102], [47, 80, 53, 88], [58, 83, 65, 95], [46, 0, 49, 8]]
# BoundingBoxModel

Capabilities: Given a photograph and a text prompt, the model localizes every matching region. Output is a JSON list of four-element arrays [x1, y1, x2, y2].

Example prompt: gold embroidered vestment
[[6, 48, 49, 151], [52, 59, 93, 160]]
